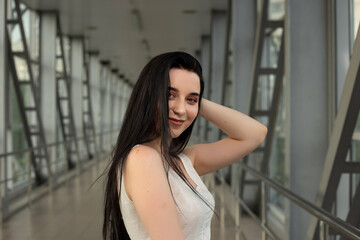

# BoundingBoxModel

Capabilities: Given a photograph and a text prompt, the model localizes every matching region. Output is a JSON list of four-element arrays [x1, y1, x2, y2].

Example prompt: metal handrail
[[238, 160, 360, 239], [0, 129, 117, 220], [0, 130, 116, 159], [0, 129, 116, 186]]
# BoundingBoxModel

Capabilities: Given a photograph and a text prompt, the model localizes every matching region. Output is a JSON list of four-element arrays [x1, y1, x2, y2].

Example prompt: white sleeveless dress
[[119, 152, 215, 240]]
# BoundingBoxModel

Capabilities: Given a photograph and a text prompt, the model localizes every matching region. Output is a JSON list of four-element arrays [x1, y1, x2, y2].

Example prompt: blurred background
[[0, 0, 360, 239]]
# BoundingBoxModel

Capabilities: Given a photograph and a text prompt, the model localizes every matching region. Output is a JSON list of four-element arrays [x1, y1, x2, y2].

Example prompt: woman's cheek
[[188, 107, 198, 121]]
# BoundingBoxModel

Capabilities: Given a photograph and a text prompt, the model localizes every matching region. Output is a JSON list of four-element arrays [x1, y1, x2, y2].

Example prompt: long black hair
[[103, 52, 206, 240]]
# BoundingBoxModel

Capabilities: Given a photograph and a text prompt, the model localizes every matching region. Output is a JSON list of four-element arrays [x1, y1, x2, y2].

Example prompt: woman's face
[[168, 68, 201, 138]]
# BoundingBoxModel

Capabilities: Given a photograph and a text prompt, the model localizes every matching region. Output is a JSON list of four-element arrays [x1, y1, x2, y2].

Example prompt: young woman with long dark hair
[[103, 52, 267, 240]]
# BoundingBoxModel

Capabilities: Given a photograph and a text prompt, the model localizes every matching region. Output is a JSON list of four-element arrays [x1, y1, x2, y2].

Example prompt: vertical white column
[[232, 0, 255, 114], [0, 0, 6, 225], [116, 77, 122, 132], [70, 38, 84, 159], [89, 54, 100, 140], [199, 36, 210, 141], [107, 71, 114, 149], [124, 82, 131, 119], [40, 12, 57, 172], [99, 62, 107, 152], [121, 81, 128, 121], [104, 67, 112, 151], [208, 10, 227, 142], [111, 75, 118, 146], [117, 78, 124, 129], [231, 0, 256, 194], [285, 0, 329, 239]]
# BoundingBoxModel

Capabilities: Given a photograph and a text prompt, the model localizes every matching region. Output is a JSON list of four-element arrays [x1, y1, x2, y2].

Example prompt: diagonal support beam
[[340, 181, 360, 240], [307, 24, 360, 240]]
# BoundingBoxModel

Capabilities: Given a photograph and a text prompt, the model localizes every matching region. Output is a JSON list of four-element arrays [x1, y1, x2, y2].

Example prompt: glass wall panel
[[8, 74, 29, 190], [256, 74, 275, 111], [260, 0, 285, 214], [268, 0, 284, 20], [20, 3, 39, 61], [6, 2, 41, 192], [354, 0, 360, 39], [64, 37, 71, 75], [268, 81, 285, 210], [261, 28, 283, 69], [55, 115, 66, 172]]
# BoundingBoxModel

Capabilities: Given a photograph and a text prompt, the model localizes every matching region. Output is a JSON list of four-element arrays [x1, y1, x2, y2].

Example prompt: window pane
[[269, 80, 286, 210], [268, 0, 285, 20], [11, 128, 29, 187], [9, 81, 30, 188], [354, 0, 360, 39]]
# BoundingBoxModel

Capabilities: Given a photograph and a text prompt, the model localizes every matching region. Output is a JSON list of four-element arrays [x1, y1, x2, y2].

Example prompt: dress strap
[[178, 153, 194, 170]]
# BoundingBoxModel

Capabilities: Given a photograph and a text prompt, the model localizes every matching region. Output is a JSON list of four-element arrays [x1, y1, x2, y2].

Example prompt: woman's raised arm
[[183, 98, 268, 175]]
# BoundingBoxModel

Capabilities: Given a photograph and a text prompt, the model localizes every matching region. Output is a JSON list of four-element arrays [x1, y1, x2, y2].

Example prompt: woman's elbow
[[258, 126, 268, 143]]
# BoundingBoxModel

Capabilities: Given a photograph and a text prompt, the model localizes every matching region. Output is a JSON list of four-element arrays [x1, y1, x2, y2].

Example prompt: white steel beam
[[231, 0, 256, 195], [89, 54, 101, 138], [208, 10, 227, 142], [285, 0, 329, 239], [199, 35, 210, 141], [0, 0, 6, 225], [40, 12, 57, 172], [70, 38, 85, 159]]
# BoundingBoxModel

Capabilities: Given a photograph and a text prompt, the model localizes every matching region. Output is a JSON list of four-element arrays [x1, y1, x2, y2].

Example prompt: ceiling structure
[[22, 0, 227, 82]]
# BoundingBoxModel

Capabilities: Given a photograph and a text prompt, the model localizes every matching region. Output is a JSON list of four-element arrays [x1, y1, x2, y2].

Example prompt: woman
[[103, 52, 267, 240]]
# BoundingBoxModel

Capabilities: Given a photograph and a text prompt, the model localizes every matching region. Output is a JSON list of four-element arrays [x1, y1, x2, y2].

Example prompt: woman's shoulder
[[127, 144, 162, 164], [125, 144, 165, 176], [124, 144, 172, 202]]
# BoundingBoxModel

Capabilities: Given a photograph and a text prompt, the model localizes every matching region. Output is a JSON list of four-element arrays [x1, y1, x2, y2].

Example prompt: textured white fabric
[[119, 151, 215, 240]]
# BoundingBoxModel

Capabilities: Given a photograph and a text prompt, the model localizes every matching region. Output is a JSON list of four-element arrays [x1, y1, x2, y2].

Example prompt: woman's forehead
[[169, 68, 200, 93]]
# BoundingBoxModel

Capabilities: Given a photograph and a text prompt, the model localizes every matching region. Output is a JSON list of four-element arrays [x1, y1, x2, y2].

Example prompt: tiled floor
[[0, 159, 261, 240]]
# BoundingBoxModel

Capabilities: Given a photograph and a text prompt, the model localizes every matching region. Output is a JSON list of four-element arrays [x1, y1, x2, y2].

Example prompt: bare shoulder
[[125, 145, 163, 171], [127, 145, 161, 160], [123, 145, 166, 200]]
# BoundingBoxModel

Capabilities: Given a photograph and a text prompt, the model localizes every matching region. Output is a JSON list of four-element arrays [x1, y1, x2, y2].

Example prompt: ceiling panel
[[22, 0, 227, 82]]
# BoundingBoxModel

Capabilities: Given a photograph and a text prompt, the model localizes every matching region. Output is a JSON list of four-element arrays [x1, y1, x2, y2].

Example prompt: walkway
[[1, 158, 260, 240]]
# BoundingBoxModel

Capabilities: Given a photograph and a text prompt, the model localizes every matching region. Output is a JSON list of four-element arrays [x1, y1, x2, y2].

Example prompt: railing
[[211, 161, 360, 240], [0, 130, 116, 220]]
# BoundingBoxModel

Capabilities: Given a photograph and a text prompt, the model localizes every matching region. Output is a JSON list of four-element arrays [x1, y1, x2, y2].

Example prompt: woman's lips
[[169, 118, 185, 126]]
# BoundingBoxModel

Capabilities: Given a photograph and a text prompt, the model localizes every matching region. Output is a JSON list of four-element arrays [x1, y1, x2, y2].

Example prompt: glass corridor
[[1, 0, 360, 239]]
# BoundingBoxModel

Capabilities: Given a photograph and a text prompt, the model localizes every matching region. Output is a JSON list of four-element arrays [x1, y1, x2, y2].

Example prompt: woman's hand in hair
[[183, 98, 268, 175], [124, 145, 186, 240]]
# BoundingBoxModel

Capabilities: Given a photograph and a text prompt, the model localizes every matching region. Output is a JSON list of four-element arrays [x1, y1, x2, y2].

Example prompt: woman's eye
[[168, 92, 175, 98], [187, 98, 198, 103]]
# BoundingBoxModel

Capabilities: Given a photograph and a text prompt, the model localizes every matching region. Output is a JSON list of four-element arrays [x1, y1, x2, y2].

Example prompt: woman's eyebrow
[[168, 87, 178, 92], [168, 87, 200, 97]]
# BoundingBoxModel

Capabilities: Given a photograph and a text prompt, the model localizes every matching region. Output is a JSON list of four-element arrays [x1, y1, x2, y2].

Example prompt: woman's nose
[[174, 99, 186, 115]]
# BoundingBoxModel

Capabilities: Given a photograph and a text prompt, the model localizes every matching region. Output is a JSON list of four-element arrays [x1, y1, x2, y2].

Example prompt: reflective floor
[[1, 161, 105, 240], [0, 159, 261, 240], [211, 190, 262, 240]]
